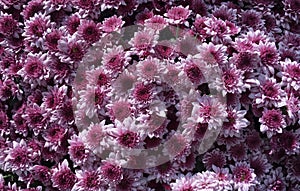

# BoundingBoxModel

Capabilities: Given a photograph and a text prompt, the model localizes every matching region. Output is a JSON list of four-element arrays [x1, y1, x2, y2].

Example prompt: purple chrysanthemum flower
[[0, 14, 19, 37], [203, 149, 226, 170], [73, 170, 106, 191], [51, 159, 76, 190], [31, 165, 52, 186], [231, 162, 257, 191], [102, 15, 124, 33], [259, 109, 286, 138], [165, 6, 191, 24], [100, 161, 123, 183], [78, 20, 101, 44]]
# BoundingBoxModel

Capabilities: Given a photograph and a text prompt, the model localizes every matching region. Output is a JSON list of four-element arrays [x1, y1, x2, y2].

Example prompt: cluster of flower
[[0, 0, 299, 190]]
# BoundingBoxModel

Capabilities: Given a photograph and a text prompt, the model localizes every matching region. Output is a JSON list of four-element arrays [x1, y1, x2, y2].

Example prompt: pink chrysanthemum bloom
[[22, 104, 48, 135], [23, 13, 52, 48], [111, 69, 137, 97], [221, 67, 247, 95], [249, 153, 272, 179], [111, 119, 142, 149], [222, 107, 249, 137], [48, 56, 74, 84], [240, 10, 264, 30], [30, 165, 52, 186], [231, 51, 260, 71], [280, 59, 300, 90], [129, 29, 157, 53], [57, 36, 87, 63], [102, 15, 124, 33], [262, 167, 286, 191], [44, 29, 63, 52], [144, 15, 167, 31], [132, 83, 154, 103], [76, 85, 108, 118], [41, 85, 67, 110], [192, 171, 218, 190], [204, 16, 232, 42], [136, 57, 161, 82], [231, 162, 257, 191], [196, 42, 227, 66], [100, 161, 123, 183], [64, 13, 81, 34], [80, 121, 111, 154], [68, 136, 90, 167], [52, 100, 75, 125], [102, 46, 128, 75], [213, 4, 237, 22], [165, 6, 191, 24], [3, 139, 39, 174], [257, 42, 280, 74], [0, 13, 19, 37], [182, 58, 206, 86], [212, 166, 233, 191], [43, 123, 67, 151], [107, 99, 132, 122], [203, 149, 226, 170], [78, 20, 101, 44], [170, 173, 197, 191], [190, 95, 227, 130], [86, 66, 110, 87], [73, 170, 106, 191], [259, 109, 286, 138], [51, 159, 76, 190], [21, 0, 44, 19], [17, 53, 50, 86], [163, 133, 191, 162], [250, 76, 286, 108]]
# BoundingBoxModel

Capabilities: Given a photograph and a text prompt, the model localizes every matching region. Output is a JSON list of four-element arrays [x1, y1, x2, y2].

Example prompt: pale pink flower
[[259, 109, 286, 138]]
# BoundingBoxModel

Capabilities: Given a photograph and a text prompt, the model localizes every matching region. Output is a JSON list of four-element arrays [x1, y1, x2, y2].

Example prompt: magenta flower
[[231, 162, 257, 191], [165, 6, 191, 24], [259, 109, 286, 138], [51, 159, 76, 190], [78, 20, 101, 44]]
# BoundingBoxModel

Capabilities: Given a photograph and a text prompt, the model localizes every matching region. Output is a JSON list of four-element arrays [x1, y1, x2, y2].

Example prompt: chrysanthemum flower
[[64, 14, 81, 34], [257, 42, 280, 74], [0, 14, 19, 37], [73, 169, 106, 191], [102, 46, 128, 75], [165, 6, 191, 24], [51, 159, 76, 190], [222, 107, 249, 137], [245, 130, 262, 151], [203, 149, 226, 170], [23, 13, 52, 48], [250, 76, 286, 108], [133, 83, 154, 103], [100, 161, 123, 183], [68, 136, 90, 166], [145, 15, 167, 31], [30, 165, 52, 186], [57, 36, 87, 63], [213, 4, 237, 22], [231, 162, 257, 191], [280, 59, 300, 90], [270, 130, 299, 154], [249, 153, 272, 179], [102, 15, 124, 33], [170, 173, 197, 191], [241, 10, 264, 30], [190, 95, 227, 130], [136, 57, 161, 82], [3, 139, 39, 175], [43, 123, 67, 151], [231, 51, 260, 71], [44, 29, 63, 52], [78, 20, 101, 44], [229, 143, 247, 161], [287, 156, 300, 183], [21, 0, 44, 20], [107, 99, 132, 122], [259, 109, 286, 138], [129, 29, 157, 53]]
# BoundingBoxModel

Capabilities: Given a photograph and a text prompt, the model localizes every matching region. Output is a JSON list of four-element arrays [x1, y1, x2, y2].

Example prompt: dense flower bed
[[0, 0, 299, 190]]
